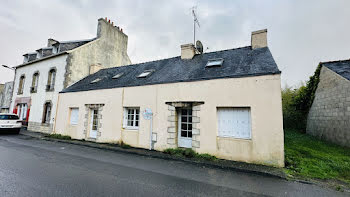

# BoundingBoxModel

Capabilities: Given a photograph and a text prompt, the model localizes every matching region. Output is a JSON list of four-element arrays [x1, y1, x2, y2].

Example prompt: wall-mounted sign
[[143, 108, 153, 120]]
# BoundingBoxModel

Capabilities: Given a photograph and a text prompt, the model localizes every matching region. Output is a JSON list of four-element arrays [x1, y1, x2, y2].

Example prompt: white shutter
[[217, 108, 251, 139], [70, 108, 79, 125]]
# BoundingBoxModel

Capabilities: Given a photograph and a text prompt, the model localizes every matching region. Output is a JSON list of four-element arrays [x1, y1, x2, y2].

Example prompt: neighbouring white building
[[10, 18, 131, 133]]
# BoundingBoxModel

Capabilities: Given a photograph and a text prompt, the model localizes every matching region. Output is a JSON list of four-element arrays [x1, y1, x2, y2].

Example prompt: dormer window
[[137, 70, 154, 78], [90, 78, 101, 83], [206, 58, 224, 67], [53, 44, 60, 53], [112, 73, 124, 79], [23, 54, 29, 63]]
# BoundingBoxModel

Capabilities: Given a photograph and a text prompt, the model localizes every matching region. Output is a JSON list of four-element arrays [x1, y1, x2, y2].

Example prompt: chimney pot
[[251, 29, 268, 49], [181, 44, 196, 59]]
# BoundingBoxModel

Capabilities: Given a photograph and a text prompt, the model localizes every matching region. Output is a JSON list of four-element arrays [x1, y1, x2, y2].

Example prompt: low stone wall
[[28, 121, 53, 134], [307, 66, 350, 147]]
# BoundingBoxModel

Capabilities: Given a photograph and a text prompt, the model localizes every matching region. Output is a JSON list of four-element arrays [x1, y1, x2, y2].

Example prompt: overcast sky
[[0, 0, 349, 87]]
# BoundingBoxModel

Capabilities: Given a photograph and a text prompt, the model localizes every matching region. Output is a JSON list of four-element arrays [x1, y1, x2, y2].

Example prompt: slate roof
[[18, 38, 95, 67], [61, 46, 281, 93], [322, 60, 350, 81], [55, 39, 94, 52]]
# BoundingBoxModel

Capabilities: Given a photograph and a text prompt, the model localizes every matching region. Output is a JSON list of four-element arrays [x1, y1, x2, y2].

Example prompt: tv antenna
[[191, 6, 200, 45]]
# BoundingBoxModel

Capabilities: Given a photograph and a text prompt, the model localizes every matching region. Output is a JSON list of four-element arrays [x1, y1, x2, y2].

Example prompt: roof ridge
[[320, 59, 350, 65], [58, 38, 95, 44], [99, 45, 252, 72]]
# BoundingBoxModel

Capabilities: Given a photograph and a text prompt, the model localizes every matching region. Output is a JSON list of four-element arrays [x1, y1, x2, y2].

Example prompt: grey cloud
[[0, 0, 349, 88]]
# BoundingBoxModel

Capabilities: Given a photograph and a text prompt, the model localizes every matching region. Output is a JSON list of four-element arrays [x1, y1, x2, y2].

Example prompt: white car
[[0, 113, 22, 134]]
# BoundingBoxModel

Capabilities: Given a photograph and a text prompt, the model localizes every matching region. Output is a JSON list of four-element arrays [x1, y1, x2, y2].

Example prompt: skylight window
[[112, 73, 124, 79], [137, 70, 154, 78], [90, 78, 101, 83], [206, 58, 224, 67]]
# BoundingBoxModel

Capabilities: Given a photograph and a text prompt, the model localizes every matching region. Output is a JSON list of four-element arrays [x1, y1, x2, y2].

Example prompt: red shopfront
[[13, 97, 31, 126]]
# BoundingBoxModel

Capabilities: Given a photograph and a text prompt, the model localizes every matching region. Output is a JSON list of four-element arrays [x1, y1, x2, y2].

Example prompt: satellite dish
[[196, 40, 203, 54]]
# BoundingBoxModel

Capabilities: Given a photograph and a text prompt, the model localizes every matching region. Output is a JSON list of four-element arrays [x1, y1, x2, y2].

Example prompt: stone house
[[54, 29, 285, 167], [0, 81, 14, 113], [307, 60, 350, 147], [10, 18, 131, 132]]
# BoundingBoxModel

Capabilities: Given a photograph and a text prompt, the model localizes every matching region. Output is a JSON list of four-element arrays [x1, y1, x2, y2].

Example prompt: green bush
[[163, 148, 217, 161], [282, 64, 321, 132], [47, 133, 71, 140]]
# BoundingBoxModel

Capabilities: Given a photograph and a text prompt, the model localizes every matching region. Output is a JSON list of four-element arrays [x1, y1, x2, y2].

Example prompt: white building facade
[[10, 18, 131, 133]]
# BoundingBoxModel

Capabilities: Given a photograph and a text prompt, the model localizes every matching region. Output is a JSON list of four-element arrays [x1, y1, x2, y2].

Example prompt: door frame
[[89, 109, 98, 139], [177, 108, 192, 148]]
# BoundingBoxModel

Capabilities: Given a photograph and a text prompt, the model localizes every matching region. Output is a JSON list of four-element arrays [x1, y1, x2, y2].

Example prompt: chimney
[[181, 44, 196, 59], [251, 29, 267, 49], [47, 38, 58, 47], [89, 63, 103, 75]]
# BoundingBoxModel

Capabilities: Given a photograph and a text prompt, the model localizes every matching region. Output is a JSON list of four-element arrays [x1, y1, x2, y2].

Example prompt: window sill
[[217, 136, 252, 141], [123, 127, 139, 131]]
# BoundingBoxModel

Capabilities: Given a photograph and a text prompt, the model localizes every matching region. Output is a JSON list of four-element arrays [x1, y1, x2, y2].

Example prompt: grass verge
[[284, 129, 350, 185], [163, 148, 217, 161], [46, 133, 71, 140]]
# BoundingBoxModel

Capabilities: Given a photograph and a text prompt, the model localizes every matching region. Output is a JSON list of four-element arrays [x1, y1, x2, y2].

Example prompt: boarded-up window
[[217, 107, 251, 139], [70, 108, 79, 125]]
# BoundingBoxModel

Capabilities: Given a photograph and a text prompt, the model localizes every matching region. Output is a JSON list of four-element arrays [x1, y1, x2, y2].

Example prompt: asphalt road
[[0, 134, 346, 197]]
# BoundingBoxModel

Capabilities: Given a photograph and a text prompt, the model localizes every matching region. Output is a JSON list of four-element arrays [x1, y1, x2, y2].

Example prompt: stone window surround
[[165, 101, 204, 150], [83, 103, 105, 141]]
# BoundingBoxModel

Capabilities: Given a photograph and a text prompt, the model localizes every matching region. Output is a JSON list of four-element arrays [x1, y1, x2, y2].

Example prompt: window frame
[[46, 68, 56, 91], [69, 108, 79, 125], [42, 101, 52, 124], [206, 58, 224, 67], [123, 107, 140, 130], [137, 70, 154, 78], [31, 72, 39, 93], [18, 75, 25, 94]]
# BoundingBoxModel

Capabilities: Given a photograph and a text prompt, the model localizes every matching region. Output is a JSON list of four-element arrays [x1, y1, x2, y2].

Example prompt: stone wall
[[63, 18, 131, 88], [307, 66, 350, 147], [166, 102, 202, 150], [28, 121, 53, 133]]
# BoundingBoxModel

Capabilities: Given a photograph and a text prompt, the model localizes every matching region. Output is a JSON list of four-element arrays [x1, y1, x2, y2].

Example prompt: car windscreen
[[0, 115, 19, 120]]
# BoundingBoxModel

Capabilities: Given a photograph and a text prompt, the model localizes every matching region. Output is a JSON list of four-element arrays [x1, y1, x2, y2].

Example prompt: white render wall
[[11, 54, 68, 132]]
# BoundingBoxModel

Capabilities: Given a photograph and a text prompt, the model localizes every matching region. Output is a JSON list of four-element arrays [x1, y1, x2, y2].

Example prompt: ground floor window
[[17, 103, 27, 121], [217, 107, 251, 139], [69, 108, 79, 125], [123, 107, 140, 129], [42, 102, 52, 124]]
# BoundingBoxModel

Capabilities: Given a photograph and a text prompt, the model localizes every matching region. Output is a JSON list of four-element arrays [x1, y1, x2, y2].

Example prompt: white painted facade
[[11, 55, 67, 129], [10, 18, 131, 133]]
